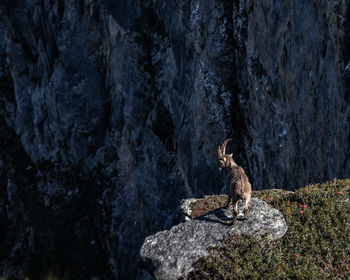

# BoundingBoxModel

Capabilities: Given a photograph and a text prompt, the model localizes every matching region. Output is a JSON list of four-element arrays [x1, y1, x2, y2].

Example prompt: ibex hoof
[[244, 209, 248, 220]]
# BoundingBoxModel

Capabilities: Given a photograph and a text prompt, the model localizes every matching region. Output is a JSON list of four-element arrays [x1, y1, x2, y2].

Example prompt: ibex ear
[[229, 153, 233, 157]]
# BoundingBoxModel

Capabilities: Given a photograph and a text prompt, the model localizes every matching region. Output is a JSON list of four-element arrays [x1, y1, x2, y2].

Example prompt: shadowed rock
[[140, 197, 287, 280]]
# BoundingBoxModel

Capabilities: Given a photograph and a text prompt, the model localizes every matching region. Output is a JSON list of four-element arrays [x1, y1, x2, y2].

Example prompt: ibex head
[[217, 139, 238, 170]]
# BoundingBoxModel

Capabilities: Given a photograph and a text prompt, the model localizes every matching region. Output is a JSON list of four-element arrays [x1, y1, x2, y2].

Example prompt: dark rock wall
[[235, 0, 350, 189], [0, 0, 349, 279]]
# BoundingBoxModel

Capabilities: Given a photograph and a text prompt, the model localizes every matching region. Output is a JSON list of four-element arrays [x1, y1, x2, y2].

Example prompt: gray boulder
[[140, 197, 288, 280]]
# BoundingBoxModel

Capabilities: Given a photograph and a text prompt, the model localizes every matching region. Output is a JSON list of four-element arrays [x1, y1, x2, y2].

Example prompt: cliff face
[[0, 0, 349, 279], [235, 0, 350, 189]]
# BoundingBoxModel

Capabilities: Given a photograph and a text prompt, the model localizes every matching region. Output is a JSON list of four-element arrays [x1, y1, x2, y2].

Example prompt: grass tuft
[[188, 179, 350, 279]]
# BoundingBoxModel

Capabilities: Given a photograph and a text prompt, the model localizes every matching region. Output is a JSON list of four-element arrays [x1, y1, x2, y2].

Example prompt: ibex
[[217, 139, 252, 224]]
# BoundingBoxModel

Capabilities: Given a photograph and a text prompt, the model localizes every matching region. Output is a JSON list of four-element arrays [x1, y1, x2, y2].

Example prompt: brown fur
[[217, 139, 252, 224]]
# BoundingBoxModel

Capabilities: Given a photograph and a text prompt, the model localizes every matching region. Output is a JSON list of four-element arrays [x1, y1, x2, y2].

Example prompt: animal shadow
[[194, 207, 239, 226]]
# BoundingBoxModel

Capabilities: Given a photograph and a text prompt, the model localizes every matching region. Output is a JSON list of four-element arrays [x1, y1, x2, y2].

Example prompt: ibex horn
[[217, 144, 223, 158], [222, 138, 232, 155]]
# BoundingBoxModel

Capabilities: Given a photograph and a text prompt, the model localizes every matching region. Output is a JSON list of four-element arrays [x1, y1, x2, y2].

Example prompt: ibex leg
[[226, 193, 232, 209], [243, 193, 251, 220], [232, 199, 240, 224]]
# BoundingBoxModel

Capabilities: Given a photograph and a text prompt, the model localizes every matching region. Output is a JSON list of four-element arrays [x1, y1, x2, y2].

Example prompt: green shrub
[[189, 179, 350, 279]]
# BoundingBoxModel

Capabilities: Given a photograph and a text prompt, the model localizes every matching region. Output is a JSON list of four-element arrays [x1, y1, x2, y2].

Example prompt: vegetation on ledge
[[188, 179, 350, 279]]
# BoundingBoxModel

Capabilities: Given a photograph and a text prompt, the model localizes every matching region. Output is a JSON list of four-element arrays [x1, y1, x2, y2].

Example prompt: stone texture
[[140, 198, 288, 280], [0, 0, 350, 279]]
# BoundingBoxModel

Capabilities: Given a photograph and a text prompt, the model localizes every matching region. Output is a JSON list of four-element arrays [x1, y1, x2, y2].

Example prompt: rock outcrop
[[140, 197, 288, 280], [0, 0, 350, 279]]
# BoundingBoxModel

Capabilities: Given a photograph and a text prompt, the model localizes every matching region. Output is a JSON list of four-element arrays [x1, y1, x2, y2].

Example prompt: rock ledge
[[140, 197, 288, 280]]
